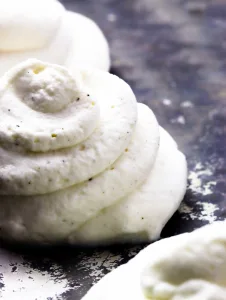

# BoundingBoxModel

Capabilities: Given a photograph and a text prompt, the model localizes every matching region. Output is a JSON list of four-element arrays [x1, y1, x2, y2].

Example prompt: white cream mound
[[0, 0, 110, 75], [0, 59, 186, 245], [82, 222, 226, 300]]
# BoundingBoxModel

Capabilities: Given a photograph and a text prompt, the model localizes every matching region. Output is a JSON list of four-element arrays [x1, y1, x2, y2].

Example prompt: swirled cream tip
[[0, 59, 99, 152]]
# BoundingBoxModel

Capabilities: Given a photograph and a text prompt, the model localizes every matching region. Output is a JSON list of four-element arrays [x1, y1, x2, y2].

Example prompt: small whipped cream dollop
[[0, 0, 110, 75], [82, 222, 226, 300], [0, 59, 186, 244]]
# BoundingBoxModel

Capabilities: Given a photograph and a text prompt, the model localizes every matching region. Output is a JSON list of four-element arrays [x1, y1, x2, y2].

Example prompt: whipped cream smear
[[0, 59, 187, 245], [0, 0, 110, 75]]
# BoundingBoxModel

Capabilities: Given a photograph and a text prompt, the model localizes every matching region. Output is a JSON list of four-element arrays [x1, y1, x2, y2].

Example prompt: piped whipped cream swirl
[[0, 60, 186, 244], [0, 0, 110, 75]]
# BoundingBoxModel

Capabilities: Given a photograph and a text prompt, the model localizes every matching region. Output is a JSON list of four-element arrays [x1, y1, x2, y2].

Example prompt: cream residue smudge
[[78, 251, 124, 283], [180, 101, 194, 108], [0, 249, 72, 300], [171, 115, 186, 124], [179, 162, 218, 223], [189, 162, 216, 196], [76, 246, 142, 286], [107, 13, 117, 22], [162, 98, 172, 106], [179, 202, 219, 223]]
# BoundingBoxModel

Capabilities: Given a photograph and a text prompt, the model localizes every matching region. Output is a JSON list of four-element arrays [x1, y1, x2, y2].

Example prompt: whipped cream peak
[[0, 59, 100, 152], [8, 59, 82, 113], [0, 0, 64, 51]]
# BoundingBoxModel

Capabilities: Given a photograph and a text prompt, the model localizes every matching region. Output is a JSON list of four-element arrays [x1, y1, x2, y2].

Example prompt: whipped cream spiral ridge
[[0, 60, 139, 195]]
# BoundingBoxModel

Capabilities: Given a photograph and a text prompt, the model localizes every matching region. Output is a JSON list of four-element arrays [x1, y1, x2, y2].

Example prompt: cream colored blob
[[82, 222, 226, 300], [0, 0, 110, 74], [0, 60, 187, 245]]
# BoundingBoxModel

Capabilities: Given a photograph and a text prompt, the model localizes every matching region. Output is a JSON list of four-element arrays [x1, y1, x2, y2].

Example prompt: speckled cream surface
[[0, 59, 187, 245]]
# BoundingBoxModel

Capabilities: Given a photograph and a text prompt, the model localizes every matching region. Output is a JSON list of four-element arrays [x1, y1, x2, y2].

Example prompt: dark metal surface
[[0, 0, 226, 299]]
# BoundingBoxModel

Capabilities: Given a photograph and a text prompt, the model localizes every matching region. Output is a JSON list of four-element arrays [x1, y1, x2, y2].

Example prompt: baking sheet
[[0, 0, 226, 299]]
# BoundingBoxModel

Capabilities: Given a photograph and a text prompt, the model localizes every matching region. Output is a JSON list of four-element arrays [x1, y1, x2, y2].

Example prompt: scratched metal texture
[[0, 0, 225, 299]]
